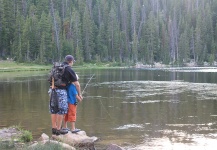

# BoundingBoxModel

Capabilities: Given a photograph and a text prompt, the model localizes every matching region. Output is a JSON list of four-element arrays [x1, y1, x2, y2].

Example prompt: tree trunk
[[50, 0, 60, 61]]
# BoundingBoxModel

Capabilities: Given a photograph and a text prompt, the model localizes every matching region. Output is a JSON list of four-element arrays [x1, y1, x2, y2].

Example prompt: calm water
[[1, 68, 217, 149]]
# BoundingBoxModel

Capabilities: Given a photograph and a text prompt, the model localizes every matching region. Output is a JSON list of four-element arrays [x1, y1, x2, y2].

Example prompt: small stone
[[38, 133, 49, 141]]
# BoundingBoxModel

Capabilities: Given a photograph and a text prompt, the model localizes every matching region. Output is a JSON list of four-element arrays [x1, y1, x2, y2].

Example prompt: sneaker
[[52, 128, 60, 135], [71, 128, 81, 133], [59, 128, 68, 135], [61, 128, 70, 131]]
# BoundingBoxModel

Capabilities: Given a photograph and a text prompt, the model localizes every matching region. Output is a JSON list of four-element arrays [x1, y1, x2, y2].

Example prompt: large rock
[[52, 130, 98, 150], [0, 127, 22, 141]]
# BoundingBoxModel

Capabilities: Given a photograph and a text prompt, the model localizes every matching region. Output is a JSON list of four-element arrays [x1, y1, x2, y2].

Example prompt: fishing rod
[[81, 74, 95, 95]]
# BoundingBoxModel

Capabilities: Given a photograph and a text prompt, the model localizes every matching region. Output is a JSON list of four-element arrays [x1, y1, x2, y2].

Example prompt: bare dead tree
[[137, 4, 145, 41], [98, 1, 101, 25], [62, 0, 65, 20], [131, 1, 136, 33], [191, 28, 195, 62], [120, 0, 130, 58], [50, 0, 60, 61], [168, 17, 175, 63], [86, 0, 93, 19], [151, 0, 159, 16], [21, 0, 27, 17]]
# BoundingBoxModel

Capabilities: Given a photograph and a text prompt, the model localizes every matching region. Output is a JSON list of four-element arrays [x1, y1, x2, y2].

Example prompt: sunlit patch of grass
[[0, 61, 51, 72], [10, 125, 33, 143]]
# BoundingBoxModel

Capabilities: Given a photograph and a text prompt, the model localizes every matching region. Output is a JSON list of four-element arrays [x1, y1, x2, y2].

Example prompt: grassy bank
[[0, 61, 51, 72], [0, 61, 125, 72]]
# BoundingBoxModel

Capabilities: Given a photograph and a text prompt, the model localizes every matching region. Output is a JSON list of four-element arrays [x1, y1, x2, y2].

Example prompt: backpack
[[48, 62, 69, 87]]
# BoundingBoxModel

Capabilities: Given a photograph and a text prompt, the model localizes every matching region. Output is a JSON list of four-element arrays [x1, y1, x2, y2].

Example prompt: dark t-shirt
[[62, 62, 77, 87]]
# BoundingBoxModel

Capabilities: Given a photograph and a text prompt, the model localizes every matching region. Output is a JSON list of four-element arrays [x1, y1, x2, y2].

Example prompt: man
[[50, 55, 83, 135]]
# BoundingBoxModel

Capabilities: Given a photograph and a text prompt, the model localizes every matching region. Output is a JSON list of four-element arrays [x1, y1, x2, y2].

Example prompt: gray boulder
[[52, 130, 98, 150]]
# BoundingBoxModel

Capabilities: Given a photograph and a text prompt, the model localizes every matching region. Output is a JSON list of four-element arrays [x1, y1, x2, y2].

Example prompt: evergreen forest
[[0, 0, 217, 65]]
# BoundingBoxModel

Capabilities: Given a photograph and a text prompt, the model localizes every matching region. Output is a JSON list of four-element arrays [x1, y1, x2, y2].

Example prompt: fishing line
[[99, 97, 115, 123], [81, 74, 116, 125]]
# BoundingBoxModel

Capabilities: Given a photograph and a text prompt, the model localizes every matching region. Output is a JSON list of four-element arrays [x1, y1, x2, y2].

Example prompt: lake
[[1, 68, 217, 149]]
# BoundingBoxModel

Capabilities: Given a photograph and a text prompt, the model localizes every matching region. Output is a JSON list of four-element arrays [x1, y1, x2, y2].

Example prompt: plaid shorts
[[49, 89, 68, 115]]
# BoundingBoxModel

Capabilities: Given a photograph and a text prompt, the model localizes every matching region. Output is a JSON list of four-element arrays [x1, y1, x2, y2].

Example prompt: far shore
[[1, 60, 217, 72], [0, 61, 121, 72]]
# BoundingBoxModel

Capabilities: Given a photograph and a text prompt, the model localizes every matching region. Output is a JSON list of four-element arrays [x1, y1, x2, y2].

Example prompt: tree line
[[0, 0, 217, 66]]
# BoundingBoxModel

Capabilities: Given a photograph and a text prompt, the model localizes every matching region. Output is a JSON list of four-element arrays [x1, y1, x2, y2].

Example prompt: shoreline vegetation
[[1, 60, 217, 72], [0, 126, 107, 150]]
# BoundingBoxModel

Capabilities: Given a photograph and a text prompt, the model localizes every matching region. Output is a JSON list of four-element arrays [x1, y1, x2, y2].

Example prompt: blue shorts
[[49, 89, 68, 115]]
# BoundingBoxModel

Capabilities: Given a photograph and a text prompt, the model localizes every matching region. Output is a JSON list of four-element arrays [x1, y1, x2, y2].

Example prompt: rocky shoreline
[[133, 61, 217, 69], [0, 127, 124, 150]]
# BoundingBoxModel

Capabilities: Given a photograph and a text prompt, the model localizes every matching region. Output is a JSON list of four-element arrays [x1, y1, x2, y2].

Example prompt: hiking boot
[[52, 128, 60, 135], [61, 128, 70, 131]]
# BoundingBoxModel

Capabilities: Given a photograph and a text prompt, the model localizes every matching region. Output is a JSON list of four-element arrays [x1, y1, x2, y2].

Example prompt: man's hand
[[79, 95, 83, 100]]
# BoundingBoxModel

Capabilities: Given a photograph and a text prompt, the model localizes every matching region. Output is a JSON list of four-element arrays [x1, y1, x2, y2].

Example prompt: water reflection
[[1, 69, 217, 149]]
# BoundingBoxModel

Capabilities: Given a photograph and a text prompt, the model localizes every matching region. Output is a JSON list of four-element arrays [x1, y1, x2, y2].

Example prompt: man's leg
[[51, 114, 57, 128], [63, 114, 68, 129], [51, 114, 61, 135], [56, 114, 63, 130], [54, 89, 68, 134], [55, 114, 68, 134]]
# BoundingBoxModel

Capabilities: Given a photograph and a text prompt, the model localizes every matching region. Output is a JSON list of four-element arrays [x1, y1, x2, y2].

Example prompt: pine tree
[[146, 11, 158, 65], [96, 23, 108, 62], [132, 31, 138, 63], [0, 0, 15, 58], [107, 2, 121, 62], [12, 8, 25, 61]]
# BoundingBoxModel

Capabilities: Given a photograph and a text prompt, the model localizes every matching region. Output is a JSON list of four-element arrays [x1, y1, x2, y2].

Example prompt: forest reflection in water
[[1, 68, 217, 149]]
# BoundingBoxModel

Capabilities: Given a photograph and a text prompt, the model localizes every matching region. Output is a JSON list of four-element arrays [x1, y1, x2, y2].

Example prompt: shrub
[[20, 130, 33, 143]]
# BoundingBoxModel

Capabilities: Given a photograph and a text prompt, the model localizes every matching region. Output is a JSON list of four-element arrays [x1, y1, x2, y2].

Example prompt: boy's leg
[[68, 104, 81, 133], [71, 121, 75, 131], [67, 104, 80, 132]]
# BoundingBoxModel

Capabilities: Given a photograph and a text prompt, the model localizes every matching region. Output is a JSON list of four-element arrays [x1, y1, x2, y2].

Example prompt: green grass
[[0, 61, 51, 72], [0, 61, 126, 72], [10, 125, 33, 143]]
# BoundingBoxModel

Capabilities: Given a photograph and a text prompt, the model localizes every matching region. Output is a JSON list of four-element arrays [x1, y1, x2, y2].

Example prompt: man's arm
[[76, 94, 82, 102], [74, 81, 83, 100]]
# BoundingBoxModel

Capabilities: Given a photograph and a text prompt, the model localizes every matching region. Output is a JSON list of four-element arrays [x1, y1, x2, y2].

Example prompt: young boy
[[63, 74, 82, 133]]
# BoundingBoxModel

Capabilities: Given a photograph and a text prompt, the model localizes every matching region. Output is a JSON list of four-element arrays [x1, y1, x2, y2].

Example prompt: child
[[63, 74, 82, 133]]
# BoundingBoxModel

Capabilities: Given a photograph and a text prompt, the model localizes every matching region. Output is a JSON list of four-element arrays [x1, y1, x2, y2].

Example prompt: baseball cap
[[65, 55, 76, 62]]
